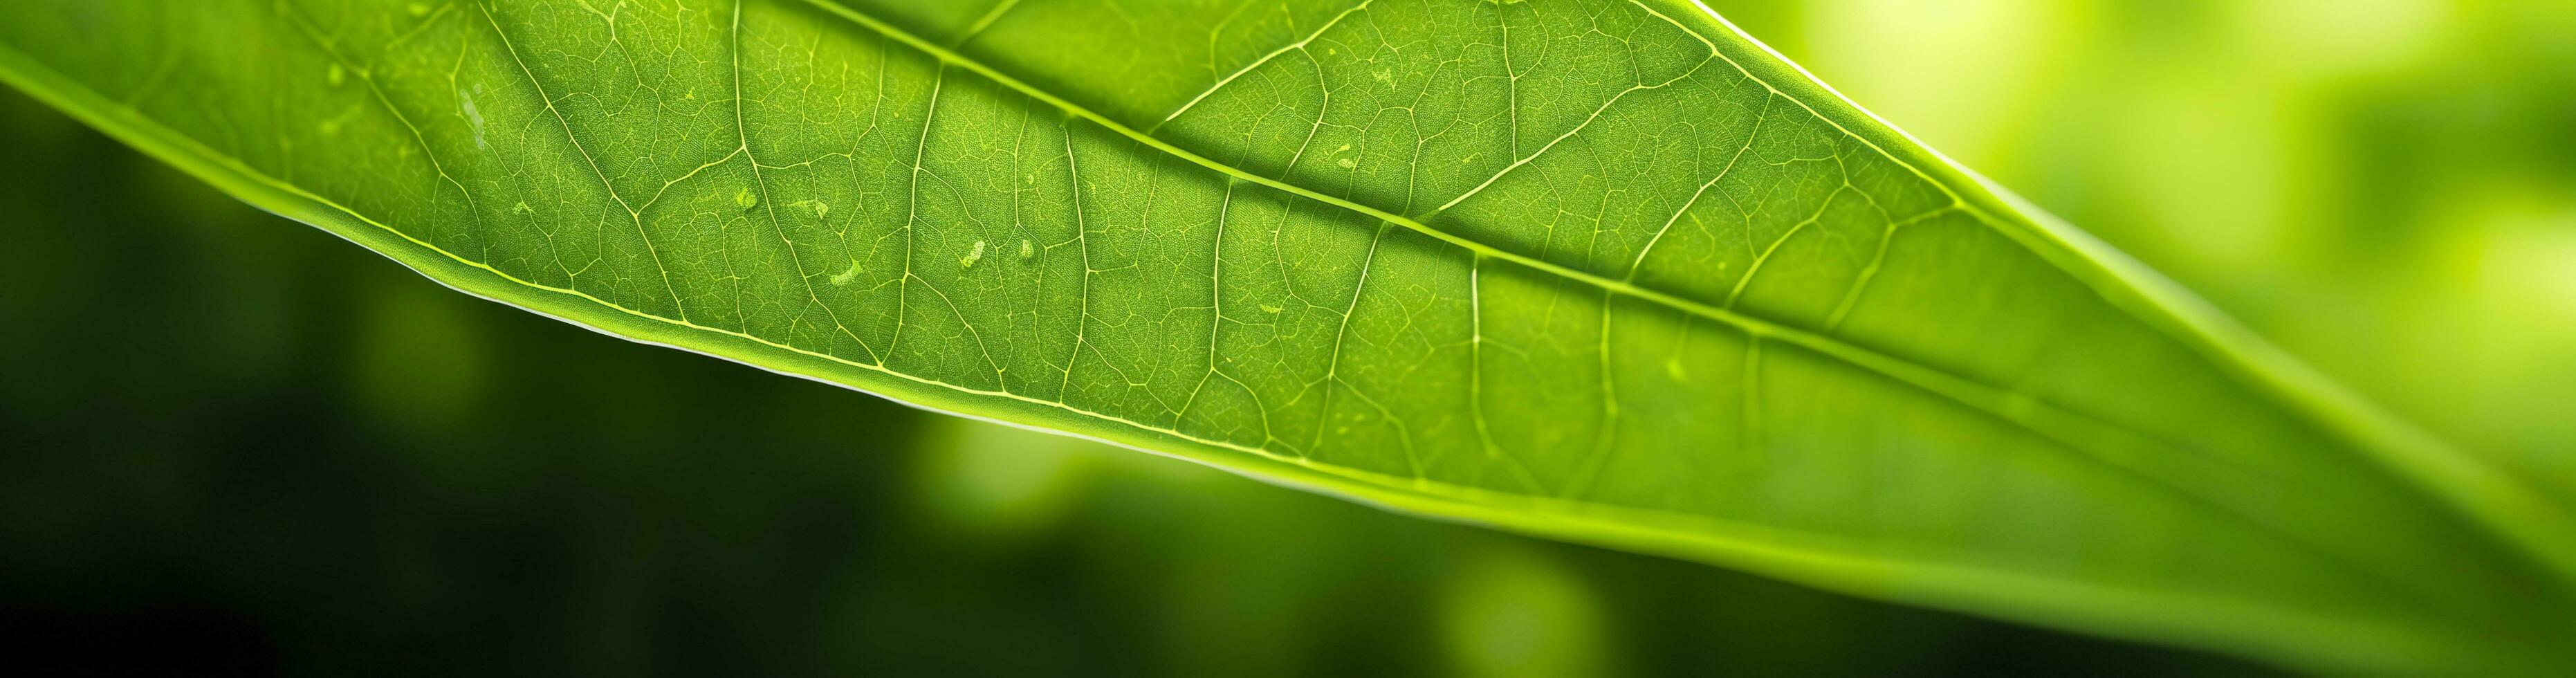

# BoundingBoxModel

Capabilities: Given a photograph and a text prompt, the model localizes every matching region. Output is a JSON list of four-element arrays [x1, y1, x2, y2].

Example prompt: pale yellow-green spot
[[960, 240, 987, 269], [1259, 303, 1283, 314], [734, 187, 757, 209], [912, 417, 1096, 540], [511, 201, 532, 214], [829, 260, 863, 286], [1018, 239, 1033, 261], [1442, 548, 1605, 678], [326, 64, 344, 86]]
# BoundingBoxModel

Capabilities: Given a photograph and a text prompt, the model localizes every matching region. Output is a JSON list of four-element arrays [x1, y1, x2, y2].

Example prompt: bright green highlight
[[2, 0, 2571, 672]]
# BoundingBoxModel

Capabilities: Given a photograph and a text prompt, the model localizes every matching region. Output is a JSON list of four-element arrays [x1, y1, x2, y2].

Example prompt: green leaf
[[3, 0, 2570, 671]]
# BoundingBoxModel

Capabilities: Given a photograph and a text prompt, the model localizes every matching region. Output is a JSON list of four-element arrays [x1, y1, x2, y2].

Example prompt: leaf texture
[[3, 0, 2571, 671]]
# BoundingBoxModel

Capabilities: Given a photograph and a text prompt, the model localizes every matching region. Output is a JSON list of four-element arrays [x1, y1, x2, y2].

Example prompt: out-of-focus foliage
[[0, 84, 2268, 677], [1, 0, 2568, 675], [0, 95, 2268, 675], [1736, 0, 2576, 482]]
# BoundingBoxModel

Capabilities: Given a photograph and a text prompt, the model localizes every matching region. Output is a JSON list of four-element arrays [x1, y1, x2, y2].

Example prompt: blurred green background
[[2, 0, 2568, 675]]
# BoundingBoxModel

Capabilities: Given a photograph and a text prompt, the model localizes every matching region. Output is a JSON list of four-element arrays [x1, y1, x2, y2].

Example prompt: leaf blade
[[2, 0, 2569, 672]]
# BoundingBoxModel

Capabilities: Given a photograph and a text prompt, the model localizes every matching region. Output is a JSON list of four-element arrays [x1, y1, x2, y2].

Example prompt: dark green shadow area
[[0, 83, 2280, 677]]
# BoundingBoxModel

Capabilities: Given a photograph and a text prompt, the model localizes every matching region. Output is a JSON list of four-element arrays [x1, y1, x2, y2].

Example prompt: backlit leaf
[[3, 1, 2570, 671]]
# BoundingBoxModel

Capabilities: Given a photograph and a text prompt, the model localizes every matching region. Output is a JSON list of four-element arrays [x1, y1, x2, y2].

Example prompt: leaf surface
[[3, 0, 2571, 670]]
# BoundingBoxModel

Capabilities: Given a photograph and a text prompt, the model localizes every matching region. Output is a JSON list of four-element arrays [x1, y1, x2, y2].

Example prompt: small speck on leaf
[[960, 240, 987, 269], [735, 187, 757, 210], [326, 64, 344, 86], [457, 89, 486, 149], [830, 260, 863, 286], [512, 201, 533, 214], [1018, 239, 1033, 261], [1260, 303, 1284, 314]]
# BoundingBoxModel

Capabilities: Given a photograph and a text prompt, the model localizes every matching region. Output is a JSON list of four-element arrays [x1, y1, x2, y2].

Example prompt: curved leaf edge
[[0, 4, 2552, 673]]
